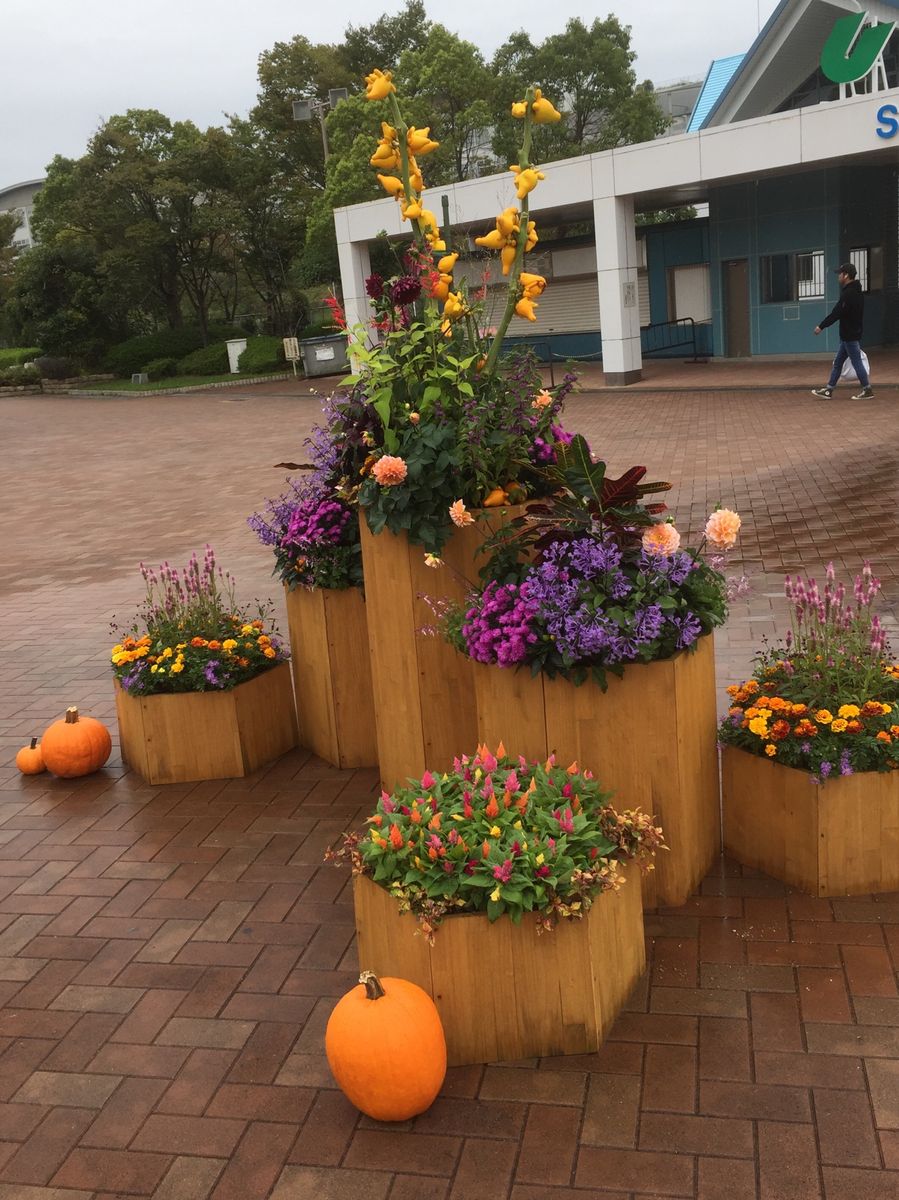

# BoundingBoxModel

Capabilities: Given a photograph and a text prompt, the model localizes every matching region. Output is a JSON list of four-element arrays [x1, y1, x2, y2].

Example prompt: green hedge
[[178, 342, 230, 375], [104, 326, 243, 378], [237, 336, 286, 374], [0, 363, 40, 386], [143, 357, 179, 380], [0, 347, 42, 368]]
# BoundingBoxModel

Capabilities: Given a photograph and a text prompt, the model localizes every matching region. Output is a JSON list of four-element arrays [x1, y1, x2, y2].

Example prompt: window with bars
[[849, 246, 883, 291], [760, 251, 825, 302]]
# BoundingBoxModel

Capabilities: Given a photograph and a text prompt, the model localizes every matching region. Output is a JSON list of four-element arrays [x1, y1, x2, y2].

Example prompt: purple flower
[[819, 761, 833, 779], [204, 659, 225, 689], [671, 612, 703, 649], [839, 749, 854, 777]]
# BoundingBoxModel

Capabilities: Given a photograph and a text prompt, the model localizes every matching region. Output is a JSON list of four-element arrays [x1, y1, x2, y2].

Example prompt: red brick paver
[[1, 381, 898, 1197]]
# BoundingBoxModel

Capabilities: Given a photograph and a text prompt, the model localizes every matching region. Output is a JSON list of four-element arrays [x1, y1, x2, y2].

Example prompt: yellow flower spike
[[489, 825, 502, 837], [418, 209, 439, 236], [474, 228, 505, 251], [510, 165, 545, 199], [443, 291, 465, 320], [380, 121, 397, 141], [432, 273, 452, 302], [407, 126, 439, 156], [515, 296, 538, 321], [525, 221, 539, 251], [376, 174, 406, 198], [531, 88, 562, 123], [511, 101, 528, 118], [496, 206, 520, 238], [437, 252, 458, 274], [370, 143, 400, 170], [500, 244, 517, 276], [519, 271, 547, 296], [401, 200, 422, 221], [409, 161, 424, 192], [429, 237, 447, 252], [364, 68, 396, 101]]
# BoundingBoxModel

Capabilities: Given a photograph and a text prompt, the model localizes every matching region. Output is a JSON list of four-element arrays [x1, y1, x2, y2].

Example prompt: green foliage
[[0, 363, 40, 386], [143, 357, 179, 380], [178, 342, 229, 375], [105, 328, 210, 377], [0, 347, 42, 367], [237, 335, 286, 374], [34, 355, 76, 380]]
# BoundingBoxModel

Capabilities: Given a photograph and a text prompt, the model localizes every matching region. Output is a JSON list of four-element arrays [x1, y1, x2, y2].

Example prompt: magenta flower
[[492, 859, 513, 883], [554, 807, 575, 834]]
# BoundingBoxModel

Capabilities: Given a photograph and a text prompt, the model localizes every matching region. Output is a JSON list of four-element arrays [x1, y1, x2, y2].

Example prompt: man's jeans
[[827, 340, 869, 388]]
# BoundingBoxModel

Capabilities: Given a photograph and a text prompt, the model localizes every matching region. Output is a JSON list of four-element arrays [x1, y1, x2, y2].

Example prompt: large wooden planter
[[353, 865, 645, 1066], [722, 746, 899, 896], [472, 634, 720, 909], [359, 510, 520, 791], [115, 662, 298, 785], [284, 584, 377, 768]]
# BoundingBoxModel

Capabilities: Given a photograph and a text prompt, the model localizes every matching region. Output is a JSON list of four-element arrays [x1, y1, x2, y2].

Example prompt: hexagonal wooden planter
[[284, 585, 377, 769], [114, 662, 298, 785], [353, 864, 645, 1066], [722, 746, 899, 896], [471, 635, 720, 909], [359, 510, 521, 792]]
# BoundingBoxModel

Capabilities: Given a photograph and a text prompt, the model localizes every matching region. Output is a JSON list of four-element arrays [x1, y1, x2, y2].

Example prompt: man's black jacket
[[819, 278, 864, 341]]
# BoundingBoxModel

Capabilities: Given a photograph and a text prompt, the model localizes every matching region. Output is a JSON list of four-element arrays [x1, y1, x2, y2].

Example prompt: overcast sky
[[3, 0, 778, 184]]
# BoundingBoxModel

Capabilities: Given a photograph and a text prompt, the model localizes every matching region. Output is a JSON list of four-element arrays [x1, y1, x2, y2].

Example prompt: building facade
[[335, 0, 899, 381], [0, 179, 44, 250]]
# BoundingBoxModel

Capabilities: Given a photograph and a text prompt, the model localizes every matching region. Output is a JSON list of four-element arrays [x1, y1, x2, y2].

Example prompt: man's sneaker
[[811, 387, 833, 399], [851, 386, 874, 400]]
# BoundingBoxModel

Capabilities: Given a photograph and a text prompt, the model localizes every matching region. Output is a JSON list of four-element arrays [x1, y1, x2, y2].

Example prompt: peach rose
[[532, 390, 553, 409], [371, 455, 408, 486], [449, 499, 475, 527], [705, 508, 741, 549], [642, 523, 681, 557]]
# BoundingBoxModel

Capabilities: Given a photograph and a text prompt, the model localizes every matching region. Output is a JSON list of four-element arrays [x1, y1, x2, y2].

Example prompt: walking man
[[811, 263, 873, 400]]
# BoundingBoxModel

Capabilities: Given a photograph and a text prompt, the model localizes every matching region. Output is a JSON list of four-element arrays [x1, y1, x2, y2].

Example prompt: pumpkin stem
[[359, 970, 385, 1000], [29, 738, 38, 750], [64, 707, 79, 724]]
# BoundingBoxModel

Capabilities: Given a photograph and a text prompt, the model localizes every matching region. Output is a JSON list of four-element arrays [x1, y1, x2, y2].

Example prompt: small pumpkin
[[15, 738, 46, 775], [325, 970, 446, 1121], [40, 707, 112, 778]]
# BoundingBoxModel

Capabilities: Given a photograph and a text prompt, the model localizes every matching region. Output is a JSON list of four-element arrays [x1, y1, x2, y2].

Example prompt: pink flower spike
[[421, 770, 436, 790]]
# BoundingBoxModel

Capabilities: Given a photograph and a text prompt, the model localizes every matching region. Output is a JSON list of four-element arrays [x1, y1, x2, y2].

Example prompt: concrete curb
[[66, 372, 294, 398]]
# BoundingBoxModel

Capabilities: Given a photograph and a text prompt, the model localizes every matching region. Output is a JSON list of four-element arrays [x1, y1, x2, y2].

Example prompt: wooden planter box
[[115, 662, 298, 785], [353, 865, 645, 1066], [472, 635, 720, 910], [284, 584, 377, 768], [359, 510, 520, 791], [722, 746, 899, 896]]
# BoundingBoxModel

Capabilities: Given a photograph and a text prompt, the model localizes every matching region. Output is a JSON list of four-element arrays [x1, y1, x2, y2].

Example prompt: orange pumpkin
[[40, 707, 112, 778], [325, 971, 446, 1121], [15, 738, 45, 775]]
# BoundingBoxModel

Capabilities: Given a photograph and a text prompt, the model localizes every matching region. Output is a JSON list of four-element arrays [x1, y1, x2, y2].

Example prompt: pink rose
[[371, 455, 408, 486], [705, 508, 741, 549], [642, 523, 681, 557]]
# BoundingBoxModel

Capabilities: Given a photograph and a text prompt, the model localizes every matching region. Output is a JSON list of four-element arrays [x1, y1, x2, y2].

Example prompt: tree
[[491, 18, 668, 164], [340, 0, 433, 77]]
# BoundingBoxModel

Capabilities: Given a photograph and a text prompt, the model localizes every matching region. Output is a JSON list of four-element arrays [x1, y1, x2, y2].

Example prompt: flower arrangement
[[440, 434, 743, 687], [110, 547, 288, 695], [248, 397, 367, 591], [328, 745, 663, 940], [337, 69, 578, 554], [719, 562, 899, 779]]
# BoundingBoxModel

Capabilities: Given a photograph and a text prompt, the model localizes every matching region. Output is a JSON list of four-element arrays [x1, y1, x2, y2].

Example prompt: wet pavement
[[1, 371, 898, 1199]]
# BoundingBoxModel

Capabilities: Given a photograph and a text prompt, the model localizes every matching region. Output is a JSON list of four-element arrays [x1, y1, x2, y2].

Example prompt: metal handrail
[[641, 317, 707, 362]]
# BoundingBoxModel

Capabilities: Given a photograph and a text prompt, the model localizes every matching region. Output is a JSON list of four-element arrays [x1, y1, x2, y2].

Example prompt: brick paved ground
[[1, 378, 898, 1199]]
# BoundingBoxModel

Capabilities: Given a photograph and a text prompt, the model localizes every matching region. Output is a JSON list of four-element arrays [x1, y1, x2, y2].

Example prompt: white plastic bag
[[840, 351, 870, 383]]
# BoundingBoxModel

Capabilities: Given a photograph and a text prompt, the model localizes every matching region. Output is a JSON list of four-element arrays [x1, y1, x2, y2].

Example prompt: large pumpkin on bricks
[[41, 707, 112, 778], [325, 971, 446, 1121]]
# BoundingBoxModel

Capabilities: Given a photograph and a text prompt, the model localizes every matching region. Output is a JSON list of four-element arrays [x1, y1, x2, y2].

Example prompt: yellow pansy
[[364, 68, 396, 101]]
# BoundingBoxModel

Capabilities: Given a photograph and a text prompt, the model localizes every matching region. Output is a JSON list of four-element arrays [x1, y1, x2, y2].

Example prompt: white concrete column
[[336, 229, 373, 333], [593, 195, 643, 385]]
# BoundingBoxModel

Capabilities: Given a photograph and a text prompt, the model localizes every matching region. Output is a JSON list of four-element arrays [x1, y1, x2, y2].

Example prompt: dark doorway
[[723, 259, 751, 357]]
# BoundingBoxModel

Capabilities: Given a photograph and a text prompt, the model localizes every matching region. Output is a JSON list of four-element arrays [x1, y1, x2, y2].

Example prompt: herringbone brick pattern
[[1, 382, 897, 1198]]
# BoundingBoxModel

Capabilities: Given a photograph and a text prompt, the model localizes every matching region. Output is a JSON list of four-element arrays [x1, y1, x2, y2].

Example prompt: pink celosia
[[371, 455, 408, 486], [449, 499, 475, 527], [642, 522, 681, 557], [704, 508, 741, 549]]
